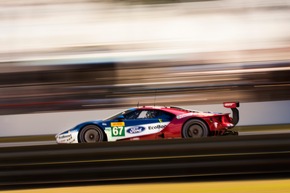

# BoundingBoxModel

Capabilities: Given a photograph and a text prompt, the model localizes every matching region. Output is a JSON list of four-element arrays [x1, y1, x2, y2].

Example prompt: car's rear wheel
[[182, 119, 209, 138], [79, 125, 105, 143]]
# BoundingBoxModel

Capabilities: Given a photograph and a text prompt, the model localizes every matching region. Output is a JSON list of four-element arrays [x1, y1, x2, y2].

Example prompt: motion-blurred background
[[0, 0, 290, 135]]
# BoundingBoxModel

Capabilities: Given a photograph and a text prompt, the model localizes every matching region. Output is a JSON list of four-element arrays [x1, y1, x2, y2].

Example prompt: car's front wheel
[[79, 125, 105, 143], [182, 119, 209, 138]]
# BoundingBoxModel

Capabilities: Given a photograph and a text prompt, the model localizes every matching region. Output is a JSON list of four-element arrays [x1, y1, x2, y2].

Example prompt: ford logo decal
[[126, 126, 145, 134]]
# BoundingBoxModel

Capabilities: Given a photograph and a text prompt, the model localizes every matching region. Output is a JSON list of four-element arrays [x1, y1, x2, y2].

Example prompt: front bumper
[[55, 130, 79, 144]]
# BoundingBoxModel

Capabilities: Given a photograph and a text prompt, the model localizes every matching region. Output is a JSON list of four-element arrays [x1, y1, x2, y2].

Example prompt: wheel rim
[[188, 124, 203, 138], [84, 129, 100, 143]]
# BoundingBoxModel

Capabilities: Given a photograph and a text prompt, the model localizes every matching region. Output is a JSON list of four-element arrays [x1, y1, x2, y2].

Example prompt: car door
[[104, 109, 171, 141]]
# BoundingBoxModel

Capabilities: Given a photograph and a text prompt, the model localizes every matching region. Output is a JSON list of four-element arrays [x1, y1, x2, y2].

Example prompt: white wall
[[0, 100, 289, 137]]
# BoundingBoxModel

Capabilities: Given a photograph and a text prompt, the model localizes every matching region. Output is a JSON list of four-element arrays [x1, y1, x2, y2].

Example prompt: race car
[[55, 102, 239, 143]]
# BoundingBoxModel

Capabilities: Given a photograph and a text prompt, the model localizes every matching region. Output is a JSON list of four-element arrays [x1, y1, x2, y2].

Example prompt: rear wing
[[223, 102, 239, 126]]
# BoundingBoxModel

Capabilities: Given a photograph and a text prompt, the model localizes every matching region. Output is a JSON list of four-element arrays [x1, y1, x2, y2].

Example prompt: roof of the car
[[136, 106, 190, 115]]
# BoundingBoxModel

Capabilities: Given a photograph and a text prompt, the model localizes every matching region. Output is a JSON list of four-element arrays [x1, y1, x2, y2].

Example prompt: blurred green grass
[[0, 124, 290, 143]]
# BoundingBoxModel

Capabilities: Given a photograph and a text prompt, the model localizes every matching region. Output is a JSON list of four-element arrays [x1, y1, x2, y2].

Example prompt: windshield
[[104, 109, 134, 121]]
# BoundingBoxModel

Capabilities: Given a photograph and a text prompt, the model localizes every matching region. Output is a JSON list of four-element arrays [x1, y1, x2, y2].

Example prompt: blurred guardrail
[[0, 134, 290, 189], [0, 59, 290, 115], [0, 59, 290, 136]]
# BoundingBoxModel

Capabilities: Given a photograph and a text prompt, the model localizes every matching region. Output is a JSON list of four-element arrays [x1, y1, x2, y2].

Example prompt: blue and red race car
[[55, 102, 239, 143]]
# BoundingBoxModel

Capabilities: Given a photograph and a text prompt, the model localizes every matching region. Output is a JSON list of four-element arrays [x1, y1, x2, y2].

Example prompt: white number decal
[[112, 126, 125, 137]]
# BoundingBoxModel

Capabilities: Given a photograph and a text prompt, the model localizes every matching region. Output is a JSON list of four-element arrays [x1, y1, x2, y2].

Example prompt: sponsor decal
[[111, 122, 125, 137], [159, 119, 163, 123], [126, 126, 146, 134], [104, 127, 111, 132], [102, 123, 107, 126], [148, 124, 167, 130], [58, 134, 72, 139], [111, 122, 125, 127], [223, 102, 239, 108], [176, 113, 194, 119], [67, 138, 75, 143]]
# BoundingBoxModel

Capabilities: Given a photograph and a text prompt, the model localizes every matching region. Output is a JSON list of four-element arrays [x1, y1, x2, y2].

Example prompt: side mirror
[[117, 115, 125, 122]]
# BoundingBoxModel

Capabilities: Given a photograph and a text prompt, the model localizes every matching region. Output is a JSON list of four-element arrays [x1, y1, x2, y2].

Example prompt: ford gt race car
[[56, 102, 239, 143]]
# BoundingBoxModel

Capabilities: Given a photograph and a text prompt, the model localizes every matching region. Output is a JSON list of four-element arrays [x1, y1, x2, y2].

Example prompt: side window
[[124, 110, 141, 119], [144, 110, 173, 119], [145, 110, 159, 119], [138, 110, 149, 119], [125, 110, 158, 119], [123, 109, 174, 120], [154, 110, 174, 120]]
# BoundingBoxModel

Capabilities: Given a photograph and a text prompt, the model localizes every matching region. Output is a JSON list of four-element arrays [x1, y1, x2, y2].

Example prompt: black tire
[[79, 125, 105, 143], [182, 119, 209, 138]]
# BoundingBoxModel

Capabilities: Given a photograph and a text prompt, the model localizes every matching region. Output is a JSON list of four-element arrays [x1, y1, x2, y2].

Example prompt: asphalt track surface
[[0, 132, 290, 191], [1, 130, 290, 147]]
